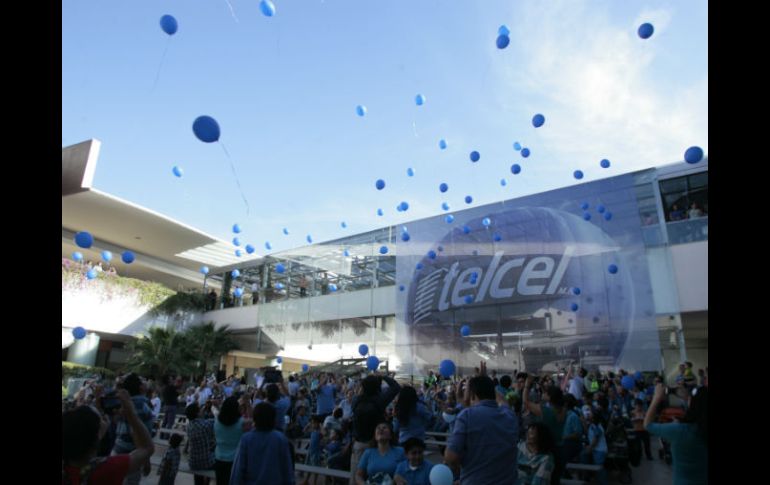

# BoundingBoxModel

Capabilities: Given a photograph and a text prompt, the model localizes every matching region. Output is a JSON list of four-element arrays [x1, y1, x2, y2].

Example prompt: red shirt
[[63, 455, 130, 485]]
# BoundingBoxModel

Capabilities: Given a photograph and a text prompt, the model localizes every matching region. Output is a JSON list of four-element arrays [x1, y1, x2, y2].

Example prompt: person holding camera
[[63, 389, 155, 484], [111, 374, 154, 485]]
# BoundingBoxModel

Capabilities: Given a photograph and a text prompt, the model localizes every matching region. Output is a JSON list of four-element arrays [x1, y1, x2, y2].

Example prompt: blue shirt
[[395, 459, 434, 485], [398, 401, 433, 443], [563, 410, 583, 442], [447, 400, 519, 485], [309, 430, 322, 456], [358, 446, 406, 479], [270, 397, 291, 431], [230, 430, 295, 485], [113, 395, 154, 453], [647, 422, 707, 485], [215, 417, 244, 462], [316, 384, 336, 415]]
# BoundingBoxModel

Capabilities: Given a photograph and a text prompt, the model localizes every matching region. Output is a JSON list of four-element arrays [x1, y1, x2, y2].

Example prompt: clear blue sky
[[62, 0, 708, 254]]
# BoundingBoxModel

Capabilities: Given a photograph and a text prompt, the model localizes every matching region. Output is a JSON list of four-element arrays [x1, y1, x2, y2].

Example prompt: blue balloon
[[571, 303, 579, 311], [160, 15, 178, 35], [583, 213, 591, 221], [573, 287, 581, 295], [439, 359, 456, 378], [493, 233, 502, 242], [277, 356, 283, 364], [233, 237, 241, 246], [233, 224, 242, 234], [428, 250, 437, 260], [638, 22, 654, 39], [472, 249, 479, 256], [581, 202, 589, 210], [121, 251, 135, 264], [264, 241, 272, 250], [437, 245, 444, 252], [407, 167, 414, 177], [415, 94, 426, 106], [496, 34, 510, 49], [75, 231, 93, 249], [307, 235, 313, 243], [329, 283, 338, 292], [482, 217, 491, 227], [275, 282, 285, 290], [302, 364, 309, 372], [445, 214, 455, 224], [470, 272, 478, 283], [574, 170, 584, 180], [401, 232, 411, 242], [231, 269, 240, 278], [500, 178, 507, 186], [282, 228, 289, 235], [439, 183, 448, 193], [86, 269, 97, 280], [461, 325, 471, 337], [377, 208, 384, 216], [464, 295, 473, 304], [356, 105, 367, 117], [200, 266, 209, 275], [470, 151, 480, 162], [375, 179, 385, 190], [234, 287, 243, 298], [101, 251, 112, 263], [379, 246, 389, 255], [72, 251, 83, 262], [498, 25, 510, 36], [416, 262, 424, 270], [634, 371, 643, 380], [343, 249, 350, 257], [72, 327, 87, 340], [260, 0, 276, 17], [366, 356, 380, 371], [600, 159, 611, 168], [276, 263, 285, 273], [684, 146, 704, 164], [399, 285, 405, 291], [399, 201, 409, 211], [621, 375, 636, 390], [532, 114, 545, 128], [193, 116, 221, 143], [172, 166, 183, 177], [439, 139, 447, 150], [608, 264, 618, 274], [511, 164, 521, 175], [521, 148, 530, 158], [465, 196, 473, 204], [442, 202, 450, 211], [359, 344, 369, 356], [513, 142, 522, 151], [604, 212, 613, 221], [597, 205, 606, 214], [462, 225, 471, 234], [245, 244, 255, 254], [341, 221, 347, 229]]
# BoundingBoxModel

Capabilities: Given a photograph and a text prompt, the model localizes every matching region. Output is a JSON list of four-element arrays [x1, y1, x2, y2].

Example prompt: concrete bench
[[565, 463, 603, 472], [295, 463, 351, 480], [425, 431, 451, 437], [149, 455, 216, 479]]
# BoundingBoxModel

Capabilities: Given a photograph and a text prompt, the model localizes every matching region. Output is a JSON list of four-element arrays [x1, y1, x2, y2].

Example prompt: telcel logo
[[413, 246, 574, 323]]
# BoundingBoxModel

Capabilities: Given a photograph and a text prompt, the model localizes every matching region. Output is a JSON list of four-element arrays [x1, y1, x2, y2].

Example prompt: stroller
[[605, 416, 633, 484]]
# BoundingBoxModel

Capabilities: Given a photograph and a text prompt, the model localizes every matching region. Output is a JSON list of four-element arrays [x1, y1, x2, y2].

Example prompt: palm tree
[[124, 327, 195, 379], [184, 322, 239, 378]]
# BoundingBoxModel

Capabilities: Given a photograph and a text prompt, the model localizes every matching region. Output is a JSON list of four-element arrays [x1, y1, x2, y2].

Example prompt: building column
[[67, 332, 101, 367]]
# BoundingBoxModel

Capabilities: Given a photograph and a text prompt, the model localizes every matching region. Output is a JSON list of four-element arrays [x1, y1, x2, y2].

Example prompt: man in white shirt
[[568, 367, 587, 402], [197, 381, 212, 406], [287, 375, 300, 397]]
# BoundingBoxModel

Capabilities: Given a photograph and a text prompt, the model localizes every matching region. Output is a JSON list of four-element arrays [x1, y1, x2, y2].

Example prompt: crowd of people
[[63, 362, 708, 485]]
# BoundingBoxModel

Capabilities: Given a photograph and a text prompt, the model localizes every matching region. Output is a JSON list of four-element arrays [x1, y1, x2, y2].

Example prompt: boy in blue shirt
[[394, 438, 433, 485]]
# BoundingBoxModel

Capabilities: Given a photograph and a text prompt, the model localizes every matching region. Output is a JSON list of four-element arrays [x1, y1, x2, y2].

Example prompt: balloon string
[[412, 120, 419, 138], [219, 142, 251, 216], [223, 0, 239, 23], [150, 38, 171, 94]]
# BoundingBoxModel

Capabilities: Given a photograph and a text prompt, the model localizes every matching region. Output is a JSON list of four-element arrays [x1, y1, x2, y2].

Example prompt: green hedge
[[62, 266, 178, 312], [62, 361, 116, 382]]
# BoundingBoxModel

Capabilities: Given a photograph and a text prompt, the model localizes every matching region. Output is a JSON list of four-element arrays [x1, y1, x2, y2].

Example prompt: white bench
[[565, 463, 603, 472], [295, 463, 351, 480], [425, 431, 451, 437]]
